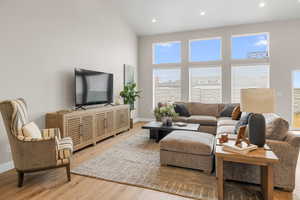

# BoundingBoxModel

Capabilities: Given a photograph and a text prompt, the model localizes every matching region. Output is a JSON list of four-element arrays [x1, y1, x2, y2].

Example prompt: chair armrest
[[41, 128, 61, 140], [285, 131, 300, 147], [15, 137, 57, 170]]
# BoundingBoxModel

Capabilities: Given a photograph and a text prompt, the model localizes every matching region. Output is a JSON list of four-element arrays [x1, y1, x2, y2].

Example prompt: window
[[153, 68, 181, 107], [153, 41, 181, 64], [292, 71, 300, 129], [232, 33, 269, 60], [231, 65, 270, 103], [189, 38, 222, 62], [189, 67, 222, 103]]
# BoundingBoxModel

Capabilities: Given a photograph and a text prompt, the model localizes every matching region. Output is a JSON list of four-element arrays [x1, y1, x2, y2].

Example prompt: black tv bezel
[[75, 68, 113, 107]]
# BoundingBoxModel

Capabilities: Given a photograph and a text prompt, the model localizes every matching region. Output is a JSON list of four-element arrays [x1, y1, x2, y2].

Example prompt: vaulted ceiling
[[112, 0, 300, 35]]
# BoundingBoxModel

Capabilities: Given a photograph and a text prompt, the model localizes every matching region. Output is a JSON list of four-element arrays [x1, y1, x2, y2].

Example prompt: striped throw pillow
[[11, 98, 29, 138]]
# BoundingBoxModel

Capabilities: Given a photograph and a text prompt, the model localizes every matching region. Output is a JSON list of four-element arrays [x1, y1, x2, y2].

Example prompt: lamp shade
[[240, 88, 276, 113]]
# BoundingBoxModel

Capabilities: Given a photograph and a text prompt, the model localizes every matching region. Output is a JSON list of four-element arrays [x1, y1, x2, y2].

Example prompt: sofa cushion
[[217, 125, 235, 135], [233, 112, 253, 134], [220, 104, 238, 117], [232, 105, 242, 120], [174, 104, 191, 117], [173, 116, 189, 122], [186, 115, 217, 126], [218, 117, 238, 127], [160, 131, 215, 156], [188, 103, 219, 116], [264, 113, 289, 141]]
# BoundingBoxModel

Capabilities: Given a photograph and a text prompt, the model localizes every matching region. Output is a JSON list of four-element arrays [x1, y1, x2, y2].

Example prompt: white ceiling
[[111, 0, 300, 36]]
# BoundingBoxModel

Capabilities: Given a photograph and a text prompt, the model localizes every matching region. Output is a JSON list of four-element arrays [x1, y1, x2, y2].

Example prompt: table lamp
[[240, 88, 276, 147]]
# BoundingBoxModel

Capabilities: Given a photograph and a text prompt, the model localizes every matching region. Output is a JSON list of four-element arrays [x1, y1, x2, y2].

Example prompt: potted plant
[[154, 103, 178, 126], [120, 82, 142, 128]]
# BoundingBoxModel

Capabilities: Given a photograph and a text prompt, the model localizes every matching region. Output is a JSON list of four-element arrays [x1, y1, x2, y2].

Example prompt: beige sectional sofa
[[172, 102, 300, 191]]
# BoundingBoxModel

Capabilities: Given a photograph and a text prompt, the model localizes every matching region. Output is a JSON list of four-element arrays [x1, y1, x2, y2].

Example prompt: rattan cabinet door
[[66, 116, 81, 148], [81, 115, 94, 144], [116, 108, 129, 130], [95, 112, 106, 141], [106, 110, 114, 136]]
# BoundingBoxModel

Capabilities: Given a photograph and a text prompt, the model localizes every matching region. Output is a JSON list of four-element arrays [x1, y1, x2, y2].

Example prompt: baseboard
[[0, 161, 14, 174]]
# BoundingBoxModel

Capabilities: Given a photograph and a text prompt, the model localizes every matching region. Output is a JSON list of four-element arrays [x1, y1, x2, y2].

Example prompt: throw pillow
[[232, 105, 242, 120], [233, 113, 253, 134], [22, 122, 42, 139], [174, 104, 191, 117], [266, 117, 289, 141], [220, 104, 237, 117]]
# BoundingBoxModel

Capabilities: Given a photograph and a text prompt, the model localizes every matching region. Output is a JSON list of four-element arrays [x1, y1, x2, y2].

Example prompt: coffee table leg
[[216, 157, 224, 200], [261, 165, 273, 200], [149, 129, 156, 139]]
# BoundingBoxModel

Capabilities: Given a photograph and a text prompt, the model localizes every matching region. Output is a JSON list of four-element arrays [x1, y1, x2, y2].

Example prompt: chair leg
[[17, 171, 24, 187], [66, 164, 71, 181]]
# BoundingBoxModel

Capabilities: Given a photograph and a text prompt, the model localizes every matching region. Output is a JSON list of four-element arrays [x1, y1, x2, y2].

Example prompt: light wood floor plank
[[0, 122, 298, 200]]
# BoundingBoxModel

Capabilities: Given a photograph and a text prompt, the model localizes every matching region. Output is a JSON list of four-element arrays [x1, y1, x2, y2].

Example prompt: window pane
[[232, 33, 269, 59], [293, 71, 300, 128], [189, 67, 222, 103], [153, 68, 181, 106], [153, 42, 181, 64], [231, 65, 269, 103], [190, 38, 221, 62]]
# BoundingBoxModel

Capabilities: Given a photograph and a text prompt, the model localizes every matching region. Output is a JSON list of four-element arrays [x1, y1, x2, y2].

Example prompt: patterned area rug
[[72, 130, 262, 200]]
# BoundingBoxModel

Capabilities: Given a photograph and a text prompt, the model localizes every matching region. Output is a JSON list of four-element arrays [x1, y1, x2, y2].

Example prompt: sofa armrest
[[266, 139, 299, 169], [285, 131, 300, 147]]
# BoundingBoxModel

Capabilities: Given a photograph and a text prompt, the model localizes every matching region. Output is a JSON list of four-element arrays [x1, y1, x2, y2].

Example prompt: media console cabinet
[[45, 105, 130, 151]]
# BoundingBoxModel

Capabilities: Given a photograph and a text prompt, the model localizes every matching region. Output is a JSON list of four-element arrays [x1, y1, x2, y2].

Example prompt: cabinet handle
[[104, 118, 107, 129]]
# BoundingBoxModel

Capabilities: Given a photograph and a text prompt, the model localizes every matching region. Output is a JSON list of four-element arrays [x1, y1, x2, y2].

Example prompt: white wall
[[138, 19, 300, 122], [0, 0, 137, 168]]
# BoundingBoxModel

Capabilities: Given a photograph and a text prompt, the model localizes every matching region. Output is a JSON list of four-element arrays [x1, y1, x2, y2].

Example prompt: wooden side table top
[[215, 144, 279, 165]]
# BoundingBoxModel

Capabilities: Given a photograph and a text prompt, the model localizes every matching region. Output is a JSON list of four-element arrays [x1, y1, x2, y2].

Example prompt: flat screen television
[[75, 68, 113, 107]]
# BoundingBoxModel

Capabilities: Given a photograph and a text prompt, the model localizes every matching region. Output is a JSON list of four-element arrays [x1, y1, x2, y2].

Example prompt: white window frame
[[231, 32, 270, 61], [188, 66, 222, 103], [292, 70, 300, 130], [189, 37, 222, 63], [152, 67, 182, 108], [230, 64, 270, 103], [152, 41, 182, 65]]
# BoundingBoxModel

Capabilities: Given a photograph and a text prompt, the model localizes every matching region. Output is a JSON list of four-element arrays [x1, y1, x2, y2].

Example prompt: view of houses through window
[[231, 65, 270, 103], [152, 33, 270, 105], [189, 67, 222, 103], [293, 71, 300, 129], [153, 68, 181, 107]]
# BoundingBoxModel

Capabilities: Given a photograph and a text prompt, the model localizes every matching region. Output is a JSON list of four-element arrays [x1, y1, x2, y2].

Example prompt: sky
[[154, 34, 268, 65], [294, 71, 300, 88], [154, 34, 274, 83]]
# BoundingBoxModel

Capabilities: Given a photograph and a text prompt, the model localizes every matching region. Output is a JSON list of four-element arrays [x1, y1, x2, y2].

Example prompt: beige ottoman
[[160, 130, 215, 174]]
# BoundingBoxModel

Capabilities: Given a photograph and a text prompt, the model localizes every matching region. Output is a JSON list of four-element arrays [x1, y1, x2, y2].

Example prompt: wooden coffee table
[[215, 142, 279, 200], [142, 121, 199, 142]]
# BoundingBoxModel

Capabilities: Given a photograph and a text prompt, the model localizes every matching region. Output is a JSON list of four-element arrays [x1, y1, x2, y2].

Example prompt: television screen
[[75, 68, 113, 107]]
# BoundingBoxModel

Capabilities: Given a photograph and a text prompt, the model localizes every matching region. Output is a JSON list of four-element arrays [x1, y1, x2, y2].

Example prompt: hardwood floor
[[0, 122, 299, 200]]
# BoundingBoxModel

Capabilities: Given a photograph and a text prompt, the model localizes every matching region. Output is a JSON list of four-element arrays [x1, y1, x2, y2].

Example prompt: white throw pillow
[[22, 122, 42, 139]]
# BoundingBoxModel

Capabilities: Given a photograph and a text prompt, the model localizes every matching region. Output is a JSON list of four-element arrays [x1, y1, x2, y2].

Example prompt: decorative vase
[[162, 117, 172, 126], [248, 113, 266, 147]]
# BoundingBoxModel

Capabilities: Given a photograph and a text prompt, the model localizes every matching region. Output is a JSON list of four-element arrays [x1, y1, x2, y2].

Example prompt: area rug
[[71, 130, 262, 200]]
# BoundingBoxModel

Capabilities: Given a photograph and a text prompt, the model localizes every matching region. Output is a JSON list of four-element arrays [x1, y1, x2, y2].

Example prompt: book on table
[[222, 140, 258, 155]]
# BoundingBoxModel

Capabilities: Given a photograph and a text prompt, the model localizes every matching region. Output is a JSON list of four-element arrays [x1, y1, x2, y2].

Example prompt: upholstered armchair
[[0, 99, 73, 187]]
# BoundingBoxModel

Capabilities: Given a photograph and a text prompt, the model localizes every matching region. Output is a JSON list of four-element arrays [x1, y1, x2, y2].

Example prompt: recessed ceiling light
[[152, 18, 157, 23], [200, 11, 206, 16], [259, 2, 266, 8]]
